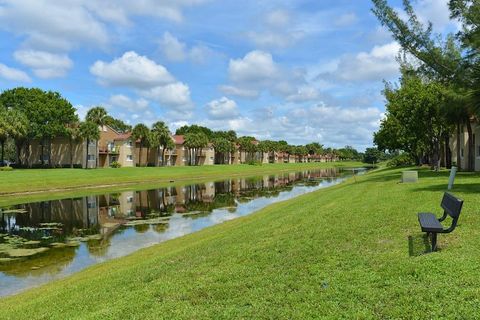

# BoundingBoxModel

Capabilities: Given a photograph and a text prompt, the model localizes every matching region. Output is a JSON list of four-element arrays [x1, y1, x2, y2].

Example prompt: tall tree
[[66, 122, 81, 168], [212, 137, 234, 164], [0, 109, 7, 165], [151, 121, 172, 166], [79, 121, 100, 169], [86, 106, 108, 168], [132, 123, 150, 166], [237, 136, 257, 163], [184, 132, 208, 165], [104, 115, 131, 133]]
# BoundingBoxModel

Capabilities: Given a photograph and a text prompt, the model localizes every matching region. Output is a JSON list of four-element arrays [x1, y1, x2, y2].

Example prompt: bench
[[418, 192, 464, 251]]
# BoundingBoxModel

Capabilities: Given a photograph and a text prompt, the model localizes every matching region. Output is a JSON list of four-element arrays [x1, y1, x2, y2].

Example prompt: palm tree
[[132, 123, 150, 166], [0, 109, 8, 165], [184, 132, 208, 165], [86, 106, 108, 168], [9, 109, 28, 166], [79, 121, 100, 169], [0, 109, 28, 166], [66, 122, 81, 168], [151, 121, 172, 166]]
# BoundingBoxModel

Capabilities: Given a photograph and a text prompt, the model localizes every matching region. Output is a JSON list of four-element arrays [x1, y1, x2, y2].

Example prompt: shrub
[[0, 166, 13, 171], [387, 154, 414, 167], [110, 161, 122, 168], [246, 159, 262, 166]]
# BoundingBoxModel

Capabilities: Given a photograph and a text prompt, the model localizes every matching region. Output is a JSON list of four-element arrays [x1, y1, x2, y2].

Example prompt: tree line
[[0, 87, 364, 168], [372, 0, 480, 171]]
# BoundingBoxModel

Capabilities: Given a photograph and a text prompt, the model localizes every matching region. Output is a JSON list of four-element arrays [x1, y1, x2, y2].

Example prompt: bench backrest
[[441, 192, 463, 219]]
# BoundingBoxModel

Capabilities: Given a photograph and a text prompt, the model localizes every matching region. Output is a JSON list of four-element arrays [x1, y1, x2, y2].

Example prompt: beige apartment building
[[18, 136, 97, 168], [449, 120, 480, 171]]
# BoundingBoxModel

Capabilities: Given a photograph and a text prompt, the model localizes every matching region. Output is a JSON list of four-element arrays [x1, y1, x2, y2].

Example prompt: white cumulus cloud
[[206, 97, 239, 119], [14, 50, 72, 78], [321, 42, 401, 82], [0, 63, 31, 82], [90, 51, 174, 88]]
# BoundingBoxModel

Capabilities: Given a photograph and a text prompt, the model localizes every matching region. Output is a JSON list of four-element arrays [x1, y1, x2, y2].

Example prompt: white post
[[448, 166, 457, 190]]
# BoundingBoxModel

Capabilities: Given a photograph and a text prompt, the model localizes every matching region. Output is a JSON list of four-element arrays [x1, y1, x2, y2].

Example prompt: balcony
[[99, 146, 120, 154]]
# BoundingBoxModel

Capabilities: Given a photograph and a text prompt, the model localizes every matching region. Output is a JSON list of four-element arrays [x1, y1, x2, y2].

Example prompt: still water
[[0, 167, 364, 296]]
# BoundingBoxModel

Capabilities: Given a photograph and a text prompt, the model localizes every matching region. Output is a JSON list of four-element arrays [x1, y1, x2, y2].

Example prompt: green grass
[[0, 162, 363, 206], [2, 166, 479, 319]]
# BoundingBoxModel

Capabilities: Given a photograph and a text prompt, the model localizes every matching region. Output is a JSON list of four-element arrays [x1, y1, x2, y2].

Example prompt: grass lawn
[[0, 162, 363, 206], [1, 166, 479, 319]]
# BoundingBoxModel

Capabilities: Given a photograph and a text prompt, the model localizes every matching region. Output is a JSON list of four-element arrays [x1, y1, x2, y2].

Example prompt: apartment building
[[449, 120, 480, 171]]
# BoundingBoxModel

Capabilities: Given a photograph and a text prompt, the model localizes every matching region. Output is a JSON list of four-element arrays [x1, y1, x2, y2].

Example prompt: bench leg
[[431, 233, 438, 251]]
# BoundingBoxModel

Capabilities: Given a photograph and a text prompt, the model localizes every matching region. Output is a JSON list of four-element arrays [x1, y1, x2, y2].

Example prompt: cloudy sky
[[0, 0, 458, 150]]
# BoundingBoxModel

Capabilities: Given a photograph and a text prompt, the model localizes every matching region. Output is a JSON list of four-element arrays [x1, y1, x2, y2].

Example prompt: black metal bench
[[418, 192, 464, 251]]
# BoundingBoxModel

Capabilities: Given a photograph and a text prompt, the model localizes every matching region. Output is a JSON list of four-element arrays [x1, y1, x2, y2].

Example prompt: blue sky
[[0, 0, 457, 150]]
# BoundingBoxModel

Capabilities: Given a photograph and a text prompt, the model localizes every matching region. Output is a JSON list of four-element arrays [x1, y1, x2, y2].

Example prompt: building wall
[[19, 137, 96, 168], [116, 140, 134, 167]]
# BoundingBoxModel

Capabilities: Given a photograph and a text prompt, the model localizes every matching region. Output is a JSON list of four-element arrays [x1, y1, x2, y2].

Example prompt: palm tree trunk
[[161, 147, 165, 166], [139, 143, 143, 167], [456, 123, 461, 170], [95, 140, 99, 168], [466, 120, 475, 171], [445, 135, 451, 169], [41, 139, 45, 166], [16, 141, 22, 166], [1, 141, 4, 166], [70, 138, 73, 168], [85, 139, 90, 169], [48, 138, 52, 168]]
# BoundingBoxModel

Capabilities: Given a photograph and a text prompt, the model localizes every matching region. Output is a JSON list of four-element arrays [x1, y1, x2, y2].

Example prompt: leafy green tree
[[0, 88, 77, 167], [132, 123, 150, 166], [237, 136, 257, 163], [66, 122, 82, 168], [306, 142, 323, 156], [151, 121, 173, 166], [212, 137, 234, 164], [0, 109, 7, 165], [363, 147, 383, 164], [86, 107, 108, 167], [184, 132, 209, 165], [104, 116, 132, 133], [375, 72, 449, 169], [176, 125, 213, 139], [79, 121, 100, 169]]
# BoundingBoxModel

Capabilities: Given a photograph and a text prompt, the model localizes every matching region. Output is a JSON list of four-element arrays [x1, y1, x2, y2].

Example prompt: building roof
[[114, 132, 132, 141], [172, 135, 185, 145]]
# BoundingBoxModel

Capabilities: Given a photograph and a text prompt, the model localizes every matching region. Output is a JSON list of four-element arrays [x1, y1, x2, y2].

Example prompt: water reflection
[[0, 167, 361, 296]]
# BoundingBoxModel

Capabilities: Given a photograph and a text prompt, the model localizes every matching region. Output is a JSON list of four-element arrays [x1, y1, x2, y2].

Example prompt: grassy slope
[[0, 162, 361, 195], [1, 166, 479, 319]]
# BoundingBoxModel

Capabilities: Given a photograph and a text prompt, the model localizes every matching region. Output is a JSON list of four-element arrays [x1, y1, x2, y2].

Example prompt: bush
[[110, 161, 122, 168], [0, 166, 13, 171], [246, 160, 262, 166], [387, 154, 414, 167]]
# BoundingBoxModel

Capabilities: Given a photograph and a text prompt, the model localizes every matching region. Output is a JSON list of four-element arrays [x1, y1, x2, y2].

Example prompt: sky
[[0, 0, 458, 151]]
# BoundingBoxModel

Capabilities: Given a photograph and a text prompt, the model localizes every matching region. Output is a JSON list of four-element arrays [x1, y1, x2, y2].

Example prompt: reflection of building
[[2, 196, 100, 233]]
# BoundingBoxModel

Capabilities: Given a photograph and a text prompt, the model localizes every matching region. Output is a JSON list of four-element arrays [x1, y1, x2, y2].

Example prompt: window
[[126, 140, 133, 147], [126, 155, 133, 161], [87, 155, 95, 161], [461, 148, 464, 158], [39, 154, 49, 162], [88, 140, 96, 146], [127, 196, 134, 203], [87, 201, 96, 209]]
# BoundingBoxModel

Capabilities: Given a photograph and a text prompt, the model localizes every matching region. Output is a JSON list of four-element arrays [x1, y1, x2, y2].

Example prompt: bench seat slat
[[418, 212, 443, 232]]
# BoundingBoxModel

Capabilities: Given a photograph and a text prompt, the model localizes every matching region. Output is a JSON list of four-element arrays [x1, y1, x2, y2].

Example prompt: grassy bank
[[0, 162, 363, 205], [2, 166, 479, 319]]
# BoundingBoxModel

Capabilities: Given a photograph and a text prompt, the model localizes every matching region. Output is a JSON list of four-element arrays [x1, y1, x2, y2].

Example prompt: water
[[0, 167, 365, 296]]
